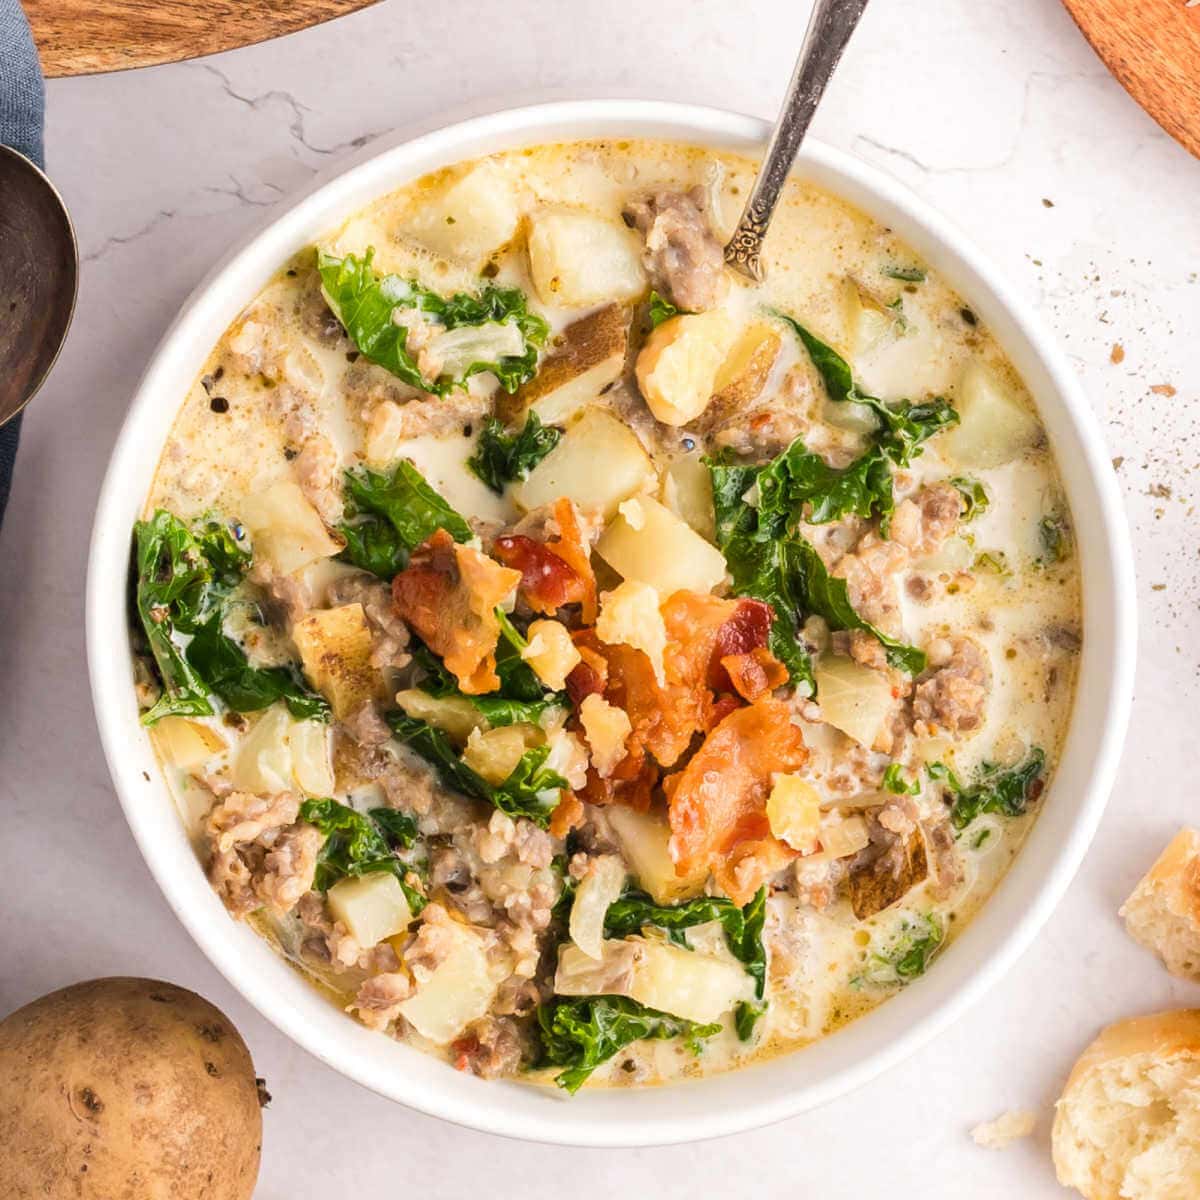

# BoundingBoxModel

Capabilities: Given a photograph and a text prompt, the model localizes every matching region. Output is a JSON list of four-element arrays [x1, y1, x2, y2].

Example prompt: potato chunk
[[629, 940, 754, 1024], [327, 873, 414, 948], [941, 361, 1042, 468], [813, 655, 894, 749], [578, 694, 633, 779], [405, 161, 521, 270], [154, 717, 226, 768], [660, 451, 715, 541], [527, 210, 646, 306], [397, 924, 503, 1044], [596, 495, 726, 596], [240, 481, 342, 577], [635, 311, 738, 426], [766, 774, 821, 854], [230, 705, 334, 796], [522, 618, 581, 691], [512, 408, 656, 518], [462, 724, 541, 786], [607, 805, 707, 904], [711, 323, 781, 410], [292, 603, 386, 721], [501, 304, 630, 427]]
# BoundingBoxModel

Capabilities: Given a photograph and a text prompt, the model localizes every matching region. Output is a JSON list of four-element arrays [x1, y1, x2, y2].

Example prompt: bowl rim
[[85, 99, 1137, 1147]]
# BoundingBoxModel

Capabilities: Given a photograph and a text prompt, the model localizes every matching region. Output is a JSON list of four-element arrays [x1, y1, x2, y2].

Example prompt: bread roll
[[1052, 1010, 1200, 1199], [1120, 828, 1200, 980]]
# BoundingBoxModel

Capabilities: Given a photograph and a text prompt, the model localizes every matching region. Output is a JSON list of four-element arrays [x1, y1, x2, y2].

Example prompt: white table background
[[3, 1, 1199, 1194]]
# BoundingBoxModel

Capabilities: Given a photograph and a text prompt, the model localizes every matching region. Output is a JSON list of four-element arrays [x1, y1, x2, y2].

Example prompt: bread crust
[[1119, 828, 1200, 979]]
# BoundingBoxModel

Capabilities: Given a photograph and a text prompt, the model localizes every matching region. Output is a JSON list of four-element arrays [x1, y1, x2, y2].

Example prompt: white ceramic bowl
[[86, 100, 1136, 1147]]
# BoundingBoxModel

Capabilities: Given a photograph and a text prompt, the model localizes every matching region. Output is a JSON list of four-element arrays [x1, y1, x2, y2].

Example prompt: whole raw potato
[[0, 977, 263, 1199]]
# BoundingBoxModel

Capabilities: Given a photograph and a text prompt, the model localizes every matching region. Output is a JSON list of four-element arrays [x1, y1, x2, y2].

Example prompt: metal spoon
[[0, 143, 78, 426], [724, 0, 871, 282]]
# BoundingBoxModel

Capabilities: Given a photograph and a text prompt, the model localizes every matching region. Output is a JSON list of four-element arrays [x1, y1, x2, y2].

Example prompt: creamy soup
[[130, 140, 1080, 1091]]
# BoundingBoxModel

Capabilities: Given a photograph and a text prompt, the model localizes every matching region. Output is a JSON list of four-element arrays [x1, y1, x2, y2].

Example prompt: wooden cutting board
[[23, 0, 380, 78], [1060, 0, 1200, 159]]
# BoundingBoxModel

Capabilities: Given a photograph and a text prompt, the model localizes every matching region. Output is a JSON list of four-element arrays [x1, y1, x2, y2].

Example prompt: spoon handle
[[724, 0, 871, 282]]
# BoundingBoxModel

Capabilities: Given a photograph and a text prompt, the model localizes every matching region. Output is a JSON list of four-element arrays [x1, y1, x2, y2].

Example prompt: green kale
[[854, 913, 943, 988], [467, 413, 561, 494], [1038, 512, 1073, 565], [337, 460, 471, 578], [882, 265, 926, 283], [931, 749, 1047, 831], [298, 798, 425, 913], [534, 996, 721, 1094], [388, 714, 567, 828], [409, 642, 563, 727], [882, 762, 920, 795], [185, 613, 329, 721], [950, 476, 990, 522], [648, 290, 681, 327], [493, 607, 550, 701], [317, 247, 548, 395]]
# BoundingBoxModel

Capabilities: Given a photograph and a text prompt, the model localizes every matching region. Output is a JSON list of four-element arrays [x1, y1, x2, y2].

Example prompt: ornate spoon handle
[[724, 0, 871, 282]]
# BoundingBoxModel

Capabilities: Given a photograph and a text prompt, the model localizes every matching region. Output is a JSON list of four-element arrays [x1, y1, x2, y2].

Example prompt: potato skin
[[0, 977, 262, 1199]]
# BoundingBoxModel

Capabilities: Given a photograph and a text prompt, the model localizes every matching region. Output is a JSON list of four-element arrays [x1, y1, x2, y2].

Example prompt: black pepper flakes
[[959, 307, 978, 327], [346, 350, 360, 363], [209, 396, 229, 414]]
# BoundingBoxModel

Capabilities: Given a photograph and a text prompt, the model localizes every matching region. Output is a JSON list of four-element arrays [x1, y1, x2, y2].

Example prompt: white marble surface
[[3, 0, 1200, 1193]]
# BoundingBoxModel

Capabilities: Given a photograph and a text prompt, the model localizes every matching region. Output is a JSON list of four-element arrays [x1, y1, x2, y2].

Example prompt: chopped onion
[[568, 856, 627, 959]]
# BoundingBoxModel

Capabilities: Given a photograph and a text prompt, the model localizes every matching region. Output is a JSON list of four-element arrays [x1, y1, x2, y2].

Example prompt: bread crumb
[[970, 1109, 1037, 1149], [1150, 383, 1177, 397], [1110, 343, 1125, 364]]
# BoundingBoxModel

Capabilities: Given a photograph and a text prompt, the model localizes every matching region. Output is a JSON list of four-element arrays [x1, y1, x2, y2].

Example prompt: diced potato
[[660, 452, 715, 541], [522, 619, 581, 691], [511, 408, 656, 518], [240, 481, 342, 577], [397, 924, 502, 1044], [527, 210, 646, 306], [405, 161, 521, 270], [327, 873, 414, 949], [607, 805, 707, 905], [364, 401, 405, 466], [841, 277, 896, 358], [229, 706, 333, 796], [766, 775, 821, 854], [554, 939, 640, 996], [578, 694, 633, 778], [462, 724, 541, 786], [288, 718, 335, 796], [230, 706, 294, 794], [635, 311, 738, 426], [629, 939, 754, 1024], [595, 580, 667, 685], [429, 322, 526, 380], [596, 495, 727, 596], [809, 814, 871, 862], [544, 727, 590, 791], [710, 323, 780, 410], [154, 717, 226, 769], [291, 603, 385, 721], [941, 361, 1042, 469], [394, 689, 486, 745], [501, 304, 629, 427], [813, 655, 894, 749], [568, 857, 627, 960]]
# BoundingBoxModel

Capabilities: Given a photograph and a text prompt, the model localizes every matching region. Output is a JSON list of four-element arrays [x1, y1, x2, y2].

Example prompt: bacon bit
[[391, 530, 521, 694], [666, 698, 807, 905], [577, 752, 658, 812], [722, 647, 789, 702], [492, 499, 598, 622], [549, 791, 585, 838], [565, 641, 608, 705], [707, 693, 743, 727]]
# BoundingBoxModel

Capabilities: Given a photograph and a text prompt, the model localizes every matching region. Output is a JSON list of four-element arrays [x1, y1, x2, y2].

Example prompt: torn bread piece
[[1120, 828, 1200, 981], [1053, 1010, 1200, 1200], [970, 1109, 1036, 1150]]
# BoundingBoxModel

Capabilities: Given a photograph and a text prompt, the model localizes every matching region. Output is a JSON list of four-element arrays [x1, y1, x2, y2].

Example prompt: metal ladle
[[0, 143, 78, 426], [725, 0, 871, 282]]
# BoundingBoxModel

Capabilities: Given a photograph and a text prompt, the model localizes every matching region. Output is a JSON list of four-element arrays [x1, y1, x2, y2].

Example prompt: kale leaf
[[317, 247, 548, 395], [648, 290, 681, 327], [882, 762, 920, 795], [950, 476, 990, 522], [337, 460, 471, 578], [534, 996, 721, 1094], [467, 414, 561, 494], [388, 714, 567, 828], [409, 642, 563, 728], [298, 798, 425, 913], [186, 613, 330, 721], [854, 912, 943, 988], [1038, 512, 1073, 566], [882, 265, 926, 283], [931, 749, 1047, 831], [493, 607, 551, 701]]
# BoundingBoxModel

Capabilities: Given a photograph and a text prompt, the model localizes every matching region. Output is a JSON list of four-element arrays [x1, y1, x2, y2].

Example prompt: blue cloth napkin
[[0, 0, 46, 530]]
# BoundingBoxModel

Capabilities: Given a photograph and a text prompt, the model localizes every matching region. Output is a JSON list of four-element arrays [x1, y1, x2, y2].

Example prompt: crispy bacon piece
[[661, 592, 777, 695], [391, 530, 521, 694], [565, 641, 608, 705], [665, 698, 807, 905], [577, 751, 658, 812], [493, 499, 598, 623], [722, 647, 790, 703], [549, 791, 585, 839]]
